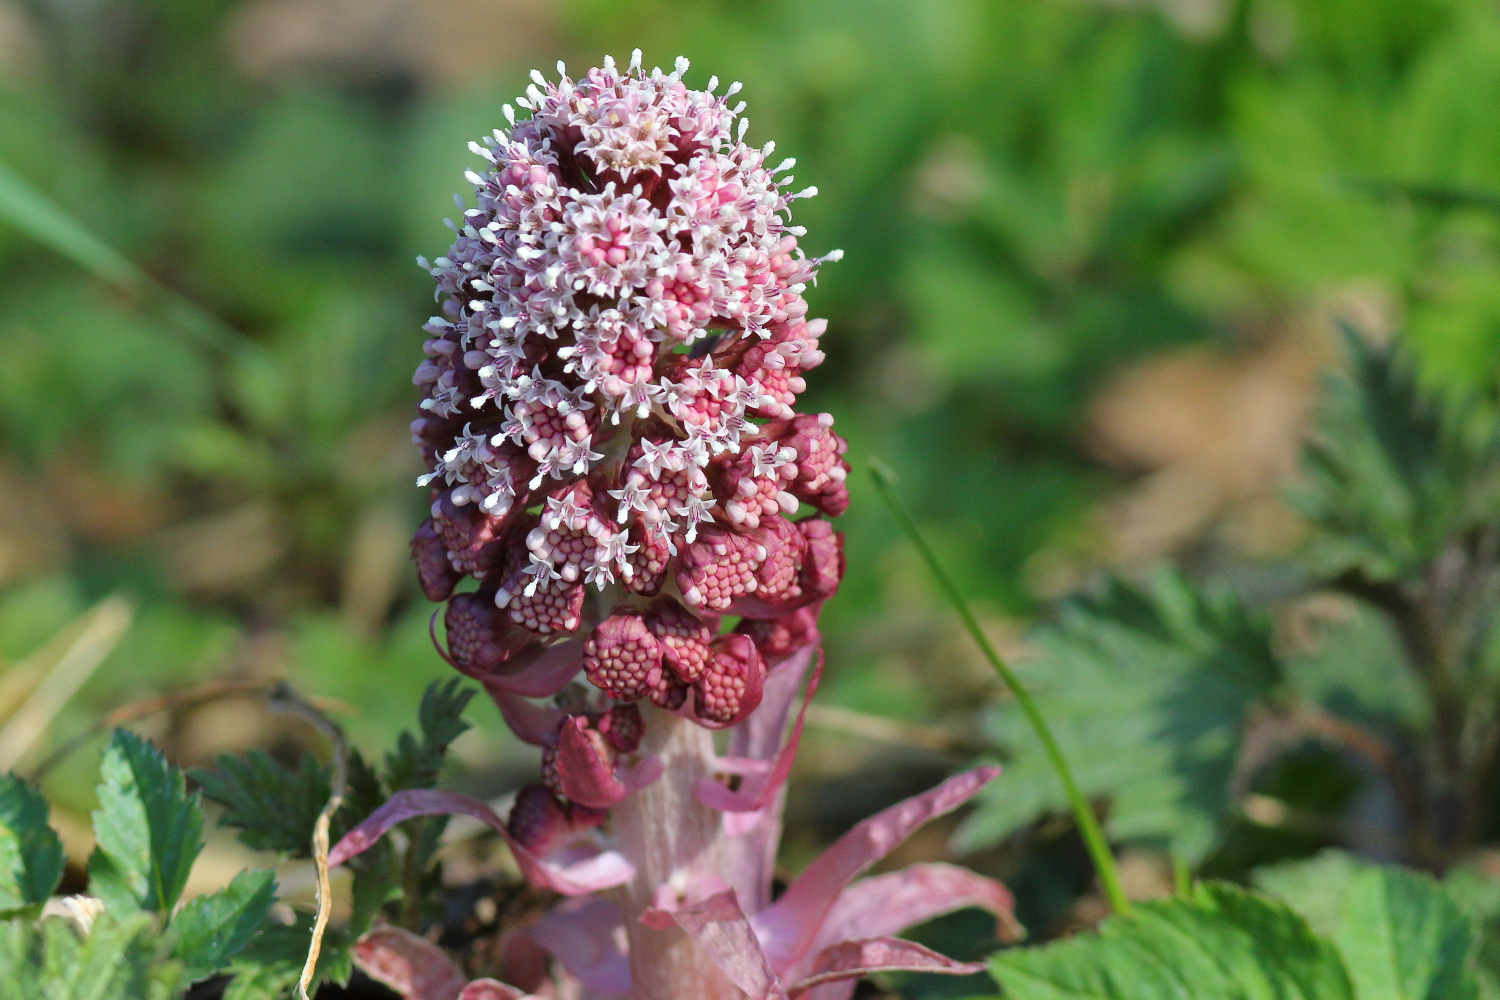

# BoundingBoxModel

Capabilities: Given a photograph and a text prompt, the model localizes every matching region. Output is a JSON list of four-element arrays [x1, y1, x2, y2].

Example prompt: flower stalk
[[869, 458, 1133, 918], [612, 709, 740, 999]]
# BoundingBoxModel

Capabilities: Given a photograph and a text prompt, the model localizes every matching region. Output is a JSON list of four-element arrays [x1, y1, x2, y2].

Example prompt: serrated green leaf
[[0, 911, 186, 1000], [194, 750, 330, 857], [384, 678, 474, 793], [1291, 328, 1500, 581], [1446, 863, 1500, 1000], [989, 882, 1354, 1000], [958, 570, 1281, 863], [85, 848, 141, 917], [1338, 865, 1479, 1000], [1259, 851, 1480, 1000], [168, 868, 277, 983], [0, 773, 64, 914], [348, 864, 400, 941], [89, 728, 203, 914]]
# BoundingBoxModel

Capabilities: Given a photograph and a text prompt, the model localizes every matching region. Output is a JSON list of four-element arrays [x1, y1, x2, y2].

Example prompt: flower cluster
[[410, 50, 849, 737], [384, 54, 1012, 1000]]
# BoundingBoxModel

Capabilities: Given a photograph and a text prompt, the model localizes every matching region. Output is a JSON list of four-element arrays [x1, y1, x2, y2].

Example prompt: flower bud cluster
[[410, 53, 847, 792]]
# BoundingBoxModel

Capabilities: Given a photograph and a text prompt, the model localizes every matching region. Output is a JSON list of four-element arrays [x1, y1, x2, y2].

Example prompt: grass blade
[[0, 597, 133, 773], [0, 157, 257, 358]]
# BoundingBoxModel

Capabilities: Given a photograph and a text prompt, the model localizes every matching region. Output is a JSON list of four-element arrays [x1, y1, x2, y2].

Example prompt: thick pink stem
[[612, 706, 743, 1000]]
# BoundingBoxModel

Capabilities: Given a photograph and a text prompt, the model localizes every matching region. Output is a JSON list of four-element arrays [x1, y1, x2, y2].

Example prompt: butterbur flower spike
[[363, 52, 1017, 1000]]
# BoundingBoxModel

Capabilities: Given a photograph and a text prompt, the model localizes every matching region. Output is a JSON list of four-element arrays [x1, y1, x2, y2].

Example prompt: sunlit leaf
[[88, 729, 203, 914], [168, 868, 278, 983], [194, 751, 330, 858], [989, 883, 1354, 1000]]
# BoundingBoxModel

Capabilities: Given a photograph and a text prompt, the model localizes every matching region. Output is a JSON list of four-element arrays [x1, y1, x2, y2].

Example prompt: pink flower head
[[384, 52, 1012, 1000], [412, 51, 848, 739]]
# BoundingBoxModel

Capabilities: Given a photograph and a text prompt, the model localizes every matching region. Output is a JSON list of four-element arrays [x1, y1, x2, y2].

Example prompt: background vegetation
[[6, 0, 1500, 995]]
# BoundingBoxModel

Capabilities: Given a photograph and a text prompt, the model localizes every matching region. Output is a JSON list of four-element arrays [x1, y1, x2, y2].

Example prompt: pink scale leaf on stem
[[754, 766, 1001, 973], [330, 788, 633, 896]]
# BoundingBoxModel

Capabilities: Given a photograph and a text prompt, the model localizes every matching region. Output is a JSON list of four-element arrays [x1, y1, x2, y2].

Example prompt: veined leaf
[[1338, 866, 1479, 1000], [989, 882, 1353, 1000], [1291, 327, 1497, 580], [958, 569, 1280, 863], [88, 729, 203, 914], [194, 750, 330, 857], [1259, 850, 1480, 1000], [0, 774, 64, 915], [1255, 848, 1369, 938], [168, 868, 277, 983]]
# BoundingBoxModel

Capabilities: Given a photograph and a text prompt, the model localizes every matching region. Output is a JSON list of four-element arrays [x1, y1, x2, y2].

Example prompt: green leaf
[[0, 773, 64, 915], [989, 882, 1354, 1000], [0, 910, 187, 1000], [223, 960, 301, 1000], [1338, 866, 1478, 1000], [1290, 327, 1497, 580], [1255, 848, 1369, 938], [232, 911, 353, 993], [88, 728, 203, 914], [958, 569, 1282, 863], [1259, 851, 1480, 1000], [1445, 862, 1500, 999], [167, 868, 277, 983], [348, 859, 401, 941], [331, 750, 399, 938], [194, 750, 330, 857], [384, 679, 474, 793]]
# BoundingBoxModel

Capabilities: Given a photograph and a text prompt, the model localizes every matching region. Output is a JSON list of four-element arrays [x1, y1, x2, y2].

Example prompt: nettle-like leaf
[[194, 750, 330, 858], [334, 748, 386, 844], [1292, 326, 1500, 581], [88, 728, 203, 914], [958, 570, 1281, 863], [384, 679, 475, 793], [168, 867, 278, 983], [0, 773, 64, 916], [0, 910, 186, 1000], [989, 882, 1354, 1000], [1258, 850, 1481, 1000]]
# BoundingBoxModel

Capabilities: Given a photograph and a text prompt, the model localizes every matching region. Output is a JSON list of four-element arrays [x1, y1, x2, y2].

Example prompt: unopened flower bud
[[693, 633, 765, 726], [583, 611, 663, 702]]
